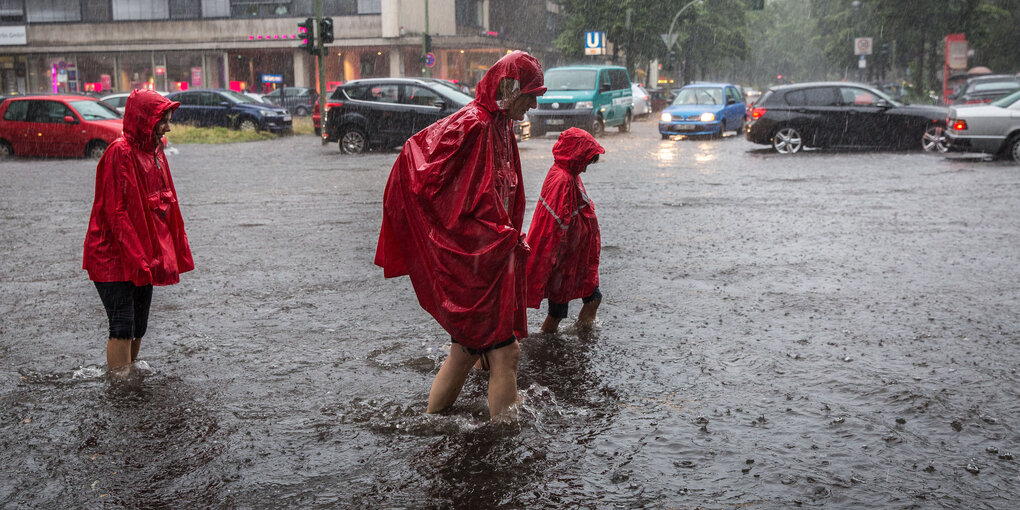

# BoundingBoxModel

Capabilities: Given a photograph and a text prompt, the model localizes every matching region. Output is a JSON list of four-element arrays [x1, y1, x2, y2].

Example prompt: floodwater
[[1, 119, 1018, 508]]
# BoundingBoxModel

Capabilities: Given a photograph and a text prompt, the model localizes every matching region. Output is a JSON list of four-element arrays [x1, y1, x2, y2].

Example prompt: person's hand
[[518, 234, 530, 253]]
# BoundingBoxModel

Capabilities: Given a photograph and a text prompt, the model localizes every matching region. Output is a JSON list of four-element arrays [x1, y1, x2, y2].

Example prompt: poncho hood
[[123, 89, 179, 151], [553, 127, 605, 175], [474, 50, 547, 112]]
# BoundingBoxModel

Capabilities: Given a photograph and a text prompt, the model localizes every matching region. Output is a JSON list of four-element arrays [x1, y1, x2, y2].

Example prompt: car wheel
[[772, 126, 803, 154], [922, 123, 948, 153], [618, 112, 632, 133], [340, 127, 367, 154], [1007, 134, 1020, 163], [237, 117, 258, 132], [295, 106, 309, 116], [714, 120, 726, 138], [0, 140, 12, 159], [736, 116, 745, 135], [590, 117, 604, 137], [85, 141, 108, 159]]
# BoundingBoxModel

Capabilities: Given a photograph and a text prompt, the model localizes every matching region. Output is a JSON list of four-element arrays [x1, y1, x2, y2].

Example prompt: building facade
[[0, 0, 560, 96]]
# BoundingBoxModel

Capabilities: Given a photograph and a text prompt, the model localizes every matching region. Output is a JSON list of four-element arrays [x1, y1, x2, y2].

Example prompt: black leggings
[[94, 281, 153, 339], [548, 286, 602, 319]]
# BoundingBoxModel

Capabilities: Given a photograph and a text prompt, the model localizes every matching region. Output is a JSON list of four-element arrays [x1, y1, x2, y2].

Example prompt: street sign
[[423, 52, 436, 68], [585, 31, 606, 56], [858, 55, 867, 69], [660, 33, 678, 48], [946, 39, 968, 69], [854, 37, 872, 56], [262, 74, 283, 83]]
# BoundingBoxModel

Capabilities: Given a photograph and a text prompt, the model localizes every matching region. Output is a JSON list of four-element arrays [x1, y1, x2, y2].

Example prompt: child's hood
[[553, 127, 605, 175]]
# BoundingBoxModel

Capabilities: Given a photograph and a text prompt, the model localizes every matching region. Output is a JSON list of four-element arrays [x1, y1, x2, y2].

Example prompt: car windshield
[[544, 70, 597, 91], [672, 87, 723, 105], [990, 89, 1020, 107], [972, 81, 1020, 92], [69, 100, 121, 120], [220, 90, 260, 104]]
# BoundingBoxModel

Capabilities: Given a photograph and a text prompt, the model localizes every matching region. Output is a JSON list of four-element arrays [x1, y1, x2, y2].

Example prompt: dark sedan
[[323, 77, 474, 154], [745, 82, 948, 154], [262, 86, 318, 116], [166, 89, 292, 132], [949, 75, 1020, 105]]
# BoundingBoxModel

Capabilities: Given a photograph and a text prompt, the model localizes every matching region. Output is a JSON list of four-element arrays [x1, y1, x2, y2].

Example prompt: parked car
[[647, 87, 674, 112], [0, 94, 123, 159], [529, 65, 633, 137], [949, 74, 1020, 105], [631, 83, 651, 118], [945, 89, 1020, 163], [99, 92, 131, 114], [745, 82, 948, 154], [323, 77, 476, 154], [658, 83, 746, 139], [165, 89, 291, 132], [262, 86, 318, 116]]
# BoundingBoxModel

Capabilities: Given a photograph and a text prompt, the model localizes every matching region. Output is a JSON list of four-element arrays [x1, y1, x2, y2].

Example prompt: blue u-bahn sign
[[585, 31, 606, 56]]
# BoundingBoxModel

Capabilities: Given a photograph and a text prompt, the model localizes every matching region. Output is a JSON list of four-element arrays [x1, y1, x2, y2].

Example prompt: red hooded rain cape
[[83, 89, 193, 286], [374, 51, 545, 349], [525, 127, 605, 308]]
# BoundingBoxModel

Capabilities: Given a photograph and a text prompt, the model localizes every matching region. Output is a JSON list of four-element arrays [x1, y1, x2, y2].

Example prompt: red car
[[0, 95, 123, 159]]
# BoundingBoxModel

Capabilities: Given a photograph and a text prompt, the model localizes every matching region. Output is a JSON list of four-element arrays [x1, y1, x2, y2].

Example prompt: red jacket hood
[[473, 51, 546, 112], [553, 127, 605, 175], [123, 89, 179, 151]]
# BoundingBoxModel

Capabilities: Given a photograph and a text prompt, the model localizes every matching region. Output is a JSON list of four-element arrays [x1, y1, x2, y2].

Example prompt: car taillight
[[950, 119, 967, 131], [750, 107, 766, 120], [324, 102, 343, 112], [963, 99, 989, 104]]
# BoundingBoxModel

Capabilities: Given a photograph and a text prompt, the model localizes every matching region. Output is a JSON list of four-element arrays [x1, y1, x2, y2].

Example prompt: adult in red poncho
[[83, 89, 193, 374], [375, 51, 545, 419], [525, 127, 605, 333]]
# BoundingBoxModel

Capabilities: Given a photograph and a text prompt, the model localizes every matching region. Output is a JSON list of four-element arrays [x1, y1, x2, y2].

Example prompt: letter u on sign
[[585, 32, 602, 49]]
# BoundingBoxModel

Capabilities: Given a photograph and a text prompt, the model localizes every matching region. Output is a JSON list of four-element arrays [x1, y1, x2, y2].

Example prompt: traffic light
[[424, 34, 432, 54], [320, 17, 334, 45], [298, 18, 315, 54]]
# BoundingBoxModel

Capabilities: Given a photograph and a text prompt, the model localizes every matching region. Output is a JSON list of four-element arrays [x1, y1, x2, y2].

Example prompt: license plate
[[284, 115, 292, 121], [678, 124, 696, 131], [546, 119, 564, 125]]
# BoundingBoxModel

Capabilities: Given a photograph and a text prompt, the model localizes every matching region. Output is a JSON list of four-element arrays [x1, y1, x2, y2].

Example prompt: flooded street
[[2, 119, 1018, 508]]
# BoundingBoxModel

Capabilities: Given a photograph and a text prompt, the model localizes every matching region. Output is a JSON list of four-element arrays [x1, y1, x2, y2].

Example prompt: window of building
[[113, 0, 170, 20], [230, 0, 295, 17], [170, 0, 201, 19], [202, 0, 229, 17], [82, 0, 112, 22], [77, 53, 117, 93], [357, 0, 380, 14], [456, 0, 482, 27], [26, 0, 81, 22], [0, 0, 25, 22]]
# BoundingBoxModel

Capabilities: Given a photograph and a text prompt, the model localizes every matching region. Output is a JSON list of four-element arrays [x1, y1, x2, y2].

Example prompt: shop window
[[113, 0, 170, 20], [26, 0, 82, 22], [0, 0, 25, 22]]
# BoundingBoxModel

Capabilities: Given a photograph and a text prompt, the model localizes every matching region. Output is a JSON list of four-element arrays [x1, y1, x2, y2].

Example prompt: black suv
[[323, 78, 474, 154], [745, 82, 948, 154]]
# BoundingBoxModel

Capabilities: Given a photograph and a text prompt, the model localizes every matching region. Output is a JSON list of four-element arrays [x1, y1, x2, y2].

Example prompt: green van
[[529, 65, 633, 137]]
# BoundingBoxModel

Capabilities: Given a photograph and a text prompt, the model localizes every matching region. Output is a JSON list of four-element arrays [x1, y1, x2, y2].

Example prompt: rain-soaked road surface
[[1, 118, 1018, 508]]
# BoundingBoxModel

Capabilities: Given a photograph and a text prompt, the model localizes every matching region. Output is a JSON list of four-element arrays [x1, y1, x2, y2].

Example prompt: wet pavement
[[1, 118, 1018, 508]]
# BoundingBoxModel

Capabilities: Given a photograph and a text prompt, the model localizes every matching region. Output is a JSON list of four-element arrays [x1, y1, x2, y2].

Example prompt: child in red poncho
[[525, 127, 605, 333]]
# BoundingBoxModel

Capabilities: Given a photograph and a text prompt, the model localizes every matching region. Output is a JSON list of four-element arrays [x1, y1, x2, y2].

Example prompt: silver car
[[631, 82, 651, 118], [945, 89, 1020, 163]]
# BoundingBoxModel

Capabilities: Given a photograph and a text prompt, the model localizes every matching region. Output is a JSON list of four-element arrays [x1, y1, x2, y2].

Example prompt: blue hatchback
[[658, 83, 745, 139]]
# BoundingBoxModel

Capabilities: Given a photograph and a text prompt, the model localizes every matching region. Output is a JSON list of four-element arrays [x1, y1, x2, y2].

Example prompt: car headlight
[[575, 101, 593, 109], [661, 112, 673, 122], [700, 112, 716, 122]]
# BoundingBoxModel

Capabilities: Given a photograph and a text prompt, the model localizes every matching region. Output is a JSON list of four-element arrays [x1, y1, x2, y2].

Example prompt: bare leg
[[130, 338, 142, 362], [486, 340, 521, 420], [541, 315, 562, 334], [106, 338, 133, 371], [576, 299, 601, 327], [427, 344, 479, 414]]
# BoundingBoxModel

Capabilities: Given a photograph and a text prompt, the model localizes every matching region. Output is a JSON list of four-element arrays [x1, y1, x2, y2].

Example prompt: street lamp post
[[665, 0, 702, 85]]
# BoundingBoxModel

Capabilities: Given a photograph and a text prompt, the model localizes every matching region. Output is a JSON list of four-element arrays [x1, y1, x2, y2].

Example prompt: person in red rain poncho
[[83, 89, 193, 375], [375, 51, 545, 420], [525, 127, 605, 333]]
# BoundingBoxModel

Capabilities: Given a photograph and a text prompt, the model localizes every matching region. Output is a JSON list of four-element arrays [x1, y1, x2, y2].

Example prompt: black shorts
[[450, 335, 517, 356], [548, 286, 602, 319], [94, 281, 153, 339]]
